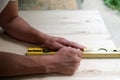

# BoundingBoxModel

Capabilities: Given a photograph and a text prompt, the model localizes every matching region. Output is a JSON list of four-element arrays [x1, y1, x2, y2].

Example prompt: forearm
[[1, 16, 47, 44], [0, 52, 55, 77], [0, 0, 44, 44]]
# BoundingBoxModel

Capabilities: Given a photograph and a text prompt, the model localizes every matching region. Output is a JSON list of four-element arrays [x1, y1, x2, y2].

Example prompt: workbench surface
[[0, 10, 120, 80]]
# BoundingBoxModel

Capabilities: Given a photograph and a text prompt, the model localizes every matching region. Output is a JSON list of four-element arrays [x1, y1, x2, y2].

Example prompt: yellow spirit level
[[26, 48, 120, 58], [27, 48, 55, 55]]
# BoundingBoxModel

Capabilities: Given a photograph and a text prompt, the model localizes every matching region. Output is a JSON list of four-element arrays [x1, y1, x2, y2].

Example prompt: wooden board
[[1, 10, 120, 80], [19, 10, 115, 48]]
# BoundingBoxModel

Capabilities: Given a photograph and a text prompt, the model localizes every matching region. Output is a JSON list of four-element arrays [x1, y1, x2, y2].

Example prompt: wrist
[[28, 55, 57, 73], [35, 31, 48, 44], [40, 55, 57, 73]]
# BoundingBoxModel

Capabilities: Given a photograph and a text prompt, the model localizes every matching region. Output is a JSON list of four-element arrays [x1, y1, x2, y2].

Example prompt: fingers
[[69, 47, 83, 57], [55, 46, 82, 75], [44, 38, 64, 50], [48, 41, 64, 50], [75, 49, 83, 57], [54, 37, 85, 50], [62, 46, 83, 58], [44, 36, 85, 51]]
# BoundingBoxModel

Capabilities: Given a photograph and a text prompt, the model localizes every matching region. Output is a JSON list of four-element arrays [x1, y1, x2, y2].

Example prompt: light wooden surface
[[1, 10, 120, 80], [19, 10, 115, 48]]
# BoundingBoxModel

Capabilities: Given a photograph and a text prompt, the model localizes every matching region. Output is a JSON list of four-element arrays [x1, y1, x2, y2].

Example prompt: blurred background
[[18, 0, 120, 47]]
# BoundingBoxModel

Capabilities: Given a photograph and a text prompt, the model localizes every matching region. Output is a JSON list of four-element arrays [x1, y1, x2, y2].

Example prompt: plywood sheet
[[19, 10, 115, 48]]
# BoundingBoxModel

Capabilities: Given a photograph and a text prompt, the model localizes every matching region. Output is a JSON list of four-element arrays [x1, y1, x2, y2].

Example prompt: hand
[[53, 46, 83, 74], [29, 46, 83, 75], [42, 35, 85, 50]]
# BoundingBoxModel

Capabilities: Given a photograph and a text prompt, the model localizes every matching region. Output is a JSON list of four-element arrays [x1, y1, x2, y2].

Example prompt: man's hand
[[54, 46, 83, 74], [33, 46, 83, 75], [38, 34, 85, 50]]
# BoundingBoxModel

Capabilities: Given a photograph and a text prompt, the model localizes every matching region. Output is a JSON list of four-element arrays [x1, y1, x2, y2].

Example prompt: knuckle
[[69, 49, 77, 53], [71, 57, 80, 64]]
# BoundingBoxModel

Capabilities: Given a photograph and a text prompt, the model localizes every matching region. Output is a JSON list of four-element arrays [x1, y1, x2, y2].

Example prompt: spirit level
[[27, 48, 55, 55], [83, 48, 120, 58], [26, 48, 120, 58]]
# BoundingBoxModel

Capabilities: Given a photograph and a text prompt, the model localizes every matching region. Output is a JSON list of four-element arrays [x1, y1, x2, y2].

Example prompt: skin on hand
[[31, 46, 83, 75], [37, 33, 85, 51], [54, 46, 83, 74]]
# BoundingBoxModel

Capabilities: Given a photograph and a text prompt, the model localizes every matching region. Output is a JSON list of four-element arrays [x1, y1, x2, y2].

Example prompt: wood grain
[[19, 10, 115, 48]]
